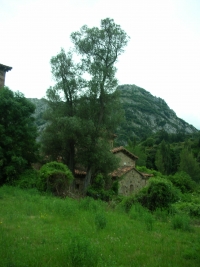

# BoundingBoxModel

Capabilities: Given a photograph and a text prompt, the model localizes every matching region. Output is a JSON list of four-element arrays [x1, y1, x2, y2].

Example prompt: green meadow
[[0, 186, 200, 267]]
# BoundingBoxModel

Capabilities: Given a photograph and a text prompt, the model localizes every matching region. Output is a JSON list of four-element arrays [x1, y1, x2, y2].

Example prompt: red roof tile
[[111, 146, 138, 160], [111, 166, 134, 177], [74, 169, 86, 176]]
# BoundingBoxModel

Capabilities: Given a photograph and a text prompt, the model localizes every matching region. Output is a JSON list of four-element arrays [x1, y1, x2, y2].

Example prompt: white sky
[[1, 0, 200, 129]]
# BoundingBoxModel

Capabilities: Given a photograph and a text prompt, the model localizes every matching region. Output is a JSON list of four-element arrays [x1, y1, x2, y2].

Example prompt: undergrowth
[[0, 185, 200, 267]]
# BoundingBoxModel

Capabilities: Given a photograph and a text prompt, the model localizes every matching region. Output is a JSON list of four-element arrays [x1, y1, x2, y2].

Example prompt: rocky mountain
[[115, 84, 198, 144], [29, 84, 198, 143], [29, 98, 48, 135]]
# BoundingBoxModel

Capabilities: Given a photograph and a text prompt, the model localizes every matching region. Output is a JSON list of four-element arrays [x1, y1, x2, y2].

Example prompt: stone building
[[111, 146, 151, 196], [74, 146, 152, 196], [0, 63, 12, 88]]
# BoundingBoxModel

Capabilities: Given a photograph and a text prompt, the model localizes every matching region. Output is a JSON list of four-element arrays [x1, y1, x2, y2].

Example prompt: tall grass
[[0, 185, 200, 266]]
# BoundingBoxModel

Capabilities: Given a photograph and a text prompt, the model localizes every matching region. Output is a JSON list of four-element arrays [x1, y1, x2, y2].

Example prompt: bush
[[129, 202, 148, 220], [173, 202, 200, 218], [95, 212, 107, 230], [136, 177, 180, 211], [68, 234, 99, 267], [118, 195, 136, 213], [14, 169, 39, 189], [171, 214, 192, 231], [87, 174, 118, 201], [154, 208, 169, 222], [38, 161, 74, 196], [87, 187, 114, 201], [168, 171, 196, 193]]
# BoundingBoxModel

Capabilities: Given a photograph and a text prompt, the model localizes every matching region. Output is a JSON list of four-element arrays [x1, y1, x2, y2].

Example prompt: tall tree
[[155, 140, 172, 175], [41, 49, 84, 173], [179, 148, 200, 182], [71, 18, 129, 188], [42, 18, 129, 191], [0, 87, 38, 185]]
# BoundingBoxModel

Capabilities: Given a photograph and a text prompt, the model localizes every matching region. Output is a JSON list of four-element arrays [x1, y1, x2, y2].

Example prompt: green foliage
[[153, 208, 170, 222], [95, 212, 107, 230], [0, 87, 38, 185], [129, 202, 148, 220], [155, 140, 172, 175], [136, 177, 180, 211], [126, 142, 147, 166], [92, 174, 105, 190], [118, 195, 136, 213], [38, 161, 74, 195], [1, 186, 200, 266], [14, 168, 39, 189], [168, 171, 196, 193], [79, 196, 106, 212], [179, 148, 200, 182], [87, 174, 118, 201], [116, 85, 197, 143], [42, 19, 128, 189], [68, 234, 99, 267], [171, 214, 192, 231], [174, 202, 200, 218]]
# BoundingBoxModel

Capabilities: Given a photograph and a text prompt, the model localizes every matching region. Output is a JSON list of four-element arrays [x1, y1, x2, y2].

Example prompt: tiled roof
[[111, 166, 134, 177], [0, 63, 12, 72], [111, 166, 153, 180], [111, 146, 138, 160], [140, 172, 153, 178], [74, 169, 86, 176]]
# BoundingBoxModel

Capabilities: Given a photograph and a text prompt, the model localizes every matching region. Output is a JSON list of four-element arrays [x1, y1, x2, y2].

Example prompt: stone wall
[[118, 169, 147, 196], [0, 70, 5, 88], [114, 151, 136, 167]]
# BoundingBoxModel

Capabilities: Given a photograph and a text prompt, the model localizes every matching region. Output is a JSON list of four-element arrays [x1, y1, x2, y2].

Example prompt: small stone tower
[[0, 63, 12, 88]]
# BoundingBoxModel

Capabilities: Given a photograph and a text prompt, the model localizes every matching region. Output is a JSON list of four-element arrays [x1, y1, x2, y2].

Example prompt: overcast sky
[[1, 0, 200, 129]]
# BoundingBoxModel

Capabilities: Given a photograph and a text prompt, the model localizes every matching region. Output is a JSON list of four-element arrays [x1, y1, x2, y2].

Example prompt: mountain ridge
[[29, 84, 198, 143]]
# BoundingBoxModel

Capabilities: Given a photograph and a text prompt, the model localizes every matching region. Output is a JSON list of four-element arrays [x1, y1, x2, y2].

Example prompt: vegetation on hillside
[[125, 130, 200, 183], [1, 17, 200, 266], [0, 186, 200, 267]]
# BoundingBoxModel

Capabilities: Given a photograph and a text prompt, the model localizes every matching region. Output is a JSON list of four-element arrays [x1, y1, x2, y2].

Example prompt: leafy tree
[[42, 18, 129, 191], [179, 148, 200, 182], [71, 18, 129, 188], [0, 87, 38, 185], [126, 141, 147, 166], [168, 171, 195, 193], [155, 140, 172, 175], [41, 49, 84, 172]]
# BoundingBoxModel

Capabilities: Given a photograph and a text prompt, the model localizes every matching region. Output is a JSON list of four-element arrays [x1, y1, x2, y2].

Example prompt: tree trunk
[[84, 167, 92, 192]]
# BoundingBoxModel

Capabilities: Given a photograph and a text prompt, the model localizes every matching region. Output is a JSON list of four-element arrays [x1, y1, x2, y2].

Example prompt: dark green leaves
[[0, 87, 38, 185]]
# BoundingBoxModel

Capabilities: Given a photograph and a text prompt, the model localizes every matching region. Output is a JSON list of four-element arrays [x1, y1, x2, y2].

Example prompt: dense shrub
[[173, 202, 200, 218], [168, 171, 196, 193], [136, 177, 180, 211], [0, 88, 38, 185], [95, 212, 107, 230], [118, 195, 136, 213], [38, 161, 74, 196], [68, 234, 99, 267], [87, 174, 118, 201], [171, 214, 192, 231], [14, 169, 39, 189]]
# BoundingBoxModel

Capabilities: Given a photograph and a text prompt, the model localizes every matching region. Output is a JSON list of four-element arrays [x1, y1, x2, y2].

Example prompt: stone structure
[[74, 146, 152, 196], [0, 63, 12, 88], [111, 147, 151, 195]]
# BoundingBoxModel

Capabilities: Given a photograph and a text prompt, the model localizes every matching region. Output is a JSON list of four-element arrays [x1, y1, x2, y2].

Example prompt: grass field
[[0, 185, 200, 267]]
